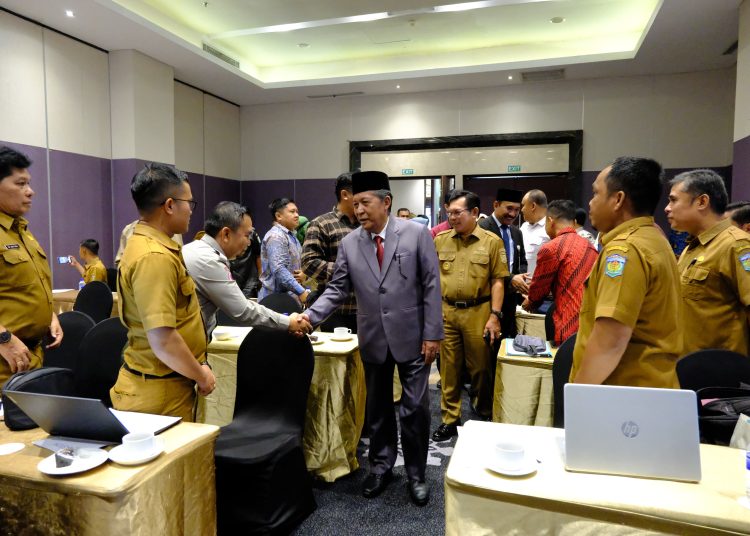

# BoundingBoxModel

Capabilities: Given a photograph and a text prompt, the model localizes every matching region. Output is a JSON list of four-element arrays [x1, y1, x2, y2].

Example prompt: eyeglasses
[[163, 198, 197, 210], [446, 208, 470, 218]]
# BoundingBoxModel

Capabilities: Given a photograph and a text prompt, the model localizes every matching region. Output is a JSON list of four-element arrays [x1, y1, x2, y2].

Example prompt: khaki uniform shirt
[[0, 211, 53, 345], [571, 217, 681, 388], [678, 219, 750, 355], [118, 223, 206, 376], [435, 225, 509, 301], [83, 258, 108, 284]]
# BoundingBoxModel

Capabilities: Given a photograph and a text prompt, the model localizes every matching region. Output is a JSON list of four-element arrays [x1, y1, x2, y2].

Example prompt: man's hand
[[293, 270, 306, 284], [521, 297, 532, 312], [46, 313, 64, 349], [511, 273, 530, 294], [0, 335, 32, 374], [196, 364, 216, 396], [288, 313, 313, 337], [483, 315, 501, 345], [421, 340, 440, 365], [69, 256, 82, 270], [299, 289, 310, 304]]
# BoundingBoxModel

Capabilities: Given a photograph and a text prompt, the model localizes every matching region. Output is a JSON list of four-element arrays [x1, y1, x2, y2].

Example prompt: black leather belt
[[123, 362, 182, 380], [443, 295, 491, 309]]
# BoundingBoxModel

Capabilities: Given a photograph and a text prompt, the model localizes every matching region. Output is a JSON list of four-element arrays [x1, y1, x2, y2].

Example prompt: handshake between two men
[[287, 313, 313, 338]]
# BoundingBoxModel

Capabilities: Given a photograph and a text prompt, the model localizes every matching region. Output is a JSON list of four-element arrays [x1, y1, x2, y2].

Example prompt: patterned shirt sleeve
[[266, 231, 305, 295], [301, 218, 333, 282]]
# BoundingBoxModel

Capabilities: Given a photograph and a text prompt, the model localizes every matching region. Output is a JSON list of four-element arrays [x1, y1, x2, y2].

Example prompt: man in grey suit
[[305, 171, 444, 506]]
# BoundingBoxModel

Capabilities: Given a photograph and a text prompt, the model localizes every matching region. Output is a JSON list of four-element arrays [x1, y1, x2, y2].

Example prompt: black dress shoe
[[362, 470, 393, 498], [431, 422, 459, 442], [408, 480, 430, 506]]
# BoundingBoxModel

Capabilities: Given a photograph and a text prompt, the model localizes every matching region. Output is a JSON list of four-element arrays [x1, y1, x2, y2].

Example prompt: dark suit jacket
[[479, 216, 526, 275], [306, 217, 444, 364]]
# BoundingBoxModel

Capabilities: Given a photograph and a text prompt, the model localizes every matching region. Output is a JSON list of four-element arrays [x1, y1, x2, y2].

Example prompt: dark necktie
[[500, 224, 512, 266], [374, 235, 384, 269]]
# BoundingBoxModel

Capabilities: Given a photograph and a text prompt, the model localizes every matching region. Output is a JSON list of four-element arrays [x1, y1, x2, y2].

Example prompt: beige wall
[[174, 81, 204, 174], [0, 12, 47, 148], [241, 69, 735, 180], [204, 94, 240, 179], [736, 0, 750, 142]]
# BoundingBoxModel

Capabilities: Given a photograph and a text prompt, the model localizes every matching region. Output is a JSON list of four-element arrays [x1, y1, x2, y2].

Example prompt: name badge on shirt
[[604, 254, 627, 278], [4, 244, 20, 249]]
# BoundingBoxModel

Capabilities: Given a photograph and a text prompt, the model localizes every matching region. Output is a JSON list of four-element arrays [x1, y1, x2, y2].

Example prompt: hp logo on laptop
[[621, 421, 639, 438]]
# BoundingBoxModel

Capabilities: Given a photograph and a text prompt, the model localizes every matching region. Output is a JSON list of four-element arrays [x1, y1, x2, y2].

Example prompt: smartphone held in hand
[[57, 256, 71, 264]]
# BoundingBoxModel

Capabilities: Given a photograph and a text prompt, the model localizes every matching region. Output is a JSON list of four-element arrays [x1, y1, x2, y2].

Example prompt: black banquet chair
[[552, 333, 577, 429], [215, 327, 316, 535], [106, 267, 118, 292], [259, 292, 303, 315], [676, 349, 750, 392], [43, 311, 95, 369], [73, 280, 113, 324], [74, 317, 128, 406]]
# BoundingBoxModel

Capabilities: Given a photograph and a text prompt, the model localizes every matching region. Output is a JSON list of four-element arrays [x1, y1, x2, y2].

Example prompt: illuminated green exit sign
[[402, 168, 415, 175], [508, 165, 522, 172]]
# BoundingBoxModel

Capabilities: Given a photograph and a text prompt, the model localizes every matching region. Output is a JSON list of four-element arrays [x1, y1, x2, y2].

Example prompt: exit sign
[[402, 168, 415, 175], [508, 165, 522, 172]]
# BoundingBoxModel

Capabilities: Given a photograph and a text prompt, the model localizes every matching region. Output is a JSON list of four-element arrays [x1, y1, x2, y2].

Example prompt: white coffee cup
[[495, 441, 525, 469], [121, 431, 157, 455], [213, 329, 232, 341], [333, 327, 352, 336]]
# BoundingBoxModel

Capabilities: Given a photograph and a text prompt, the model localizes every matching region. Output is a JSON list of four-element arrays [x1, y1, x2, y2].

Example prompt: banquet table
[[493, 339, 556, 426], [445, 421, 750, 536], [52, 289, 119, 318], [515, 306, 546, 338], [196, 326, 366, 482], [0, 421, 219, 535]]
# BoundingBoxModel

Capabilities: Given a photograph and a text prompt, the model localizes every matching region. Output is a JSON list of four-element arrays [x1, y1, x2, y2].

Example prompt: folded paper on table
[[109, 410, 181, 435], [34, 437, 112, 451]]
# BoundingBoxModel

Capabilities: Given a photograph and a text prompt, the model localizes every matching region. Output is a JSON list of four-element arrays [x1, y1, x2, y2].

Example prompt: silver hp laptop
[[564, 384, 701, 482]]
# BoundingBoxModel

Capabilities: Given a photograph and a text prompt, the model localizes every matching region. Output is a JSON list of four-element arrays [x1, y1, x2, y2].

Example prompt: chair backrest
[[259, 293, 302, 315], [106, 268, 118, 292], [544, 302, 556, 342], [677, 349, 750, 392], [233, 328, 314, 430], [43, 311, 95, 369], [217, 309, 243, 327], [73, 280, 113, 323], [74, 317, 128, 406], [552, 332, 576, 428]]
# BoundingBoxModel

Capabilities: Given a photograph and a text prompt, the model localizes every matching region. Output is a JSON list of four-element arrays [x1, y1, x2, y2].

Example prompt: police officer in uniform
[[665, 169, 750, 355], [571, 157, 681, 388], [0, 147, 63, 385], [110, 163, 215, 421], [432, 190, 509, 441]]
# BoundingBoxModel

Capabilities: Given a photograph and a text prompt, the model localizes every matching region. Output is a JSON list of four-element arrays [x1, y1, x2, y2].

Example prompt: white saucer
[[310, 339, 325, 345], [486, 456, 538, 477], [329, 335, 353, 342], [0, 442, 24, 456], [108, 439, 164, 466], [38, 449, 109, 476]]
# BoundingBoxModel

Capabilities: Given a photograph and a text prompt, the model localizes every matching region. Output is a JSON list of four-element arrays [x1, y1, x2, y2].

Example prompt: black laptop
[[3, 391, 180, 442]]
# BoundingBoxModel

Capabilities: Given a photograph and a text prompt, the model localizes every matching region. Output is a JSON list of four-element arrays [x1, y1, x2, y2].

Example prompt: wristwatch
[[491, 309, 503, 321], [0, 330, 11, 344]]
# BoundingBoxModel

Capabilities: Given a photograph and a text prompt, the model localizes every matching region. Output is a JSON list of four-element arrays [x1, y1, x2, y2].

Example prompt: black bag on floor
[[1, 367, 75, 431], [696, 386, 750, 445]]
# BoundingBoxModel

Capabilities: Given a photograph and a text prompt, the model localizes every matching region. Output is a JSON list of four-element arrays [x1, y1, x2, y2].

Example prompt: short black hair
[[335, 172, 353, 201], [443, 189, 455, 206], [547, 200, 576, 221], [80, 239, 99, 256], [670, 169, 728, 215], [397, 208, 411, 214], [0, 146, 32, 182], [726, 200, 750, 212], [204, 201, 248, 238], [447, 189, 480, 212], [575, 207, 587, 226], [269, 198, 294, 219], [732, 205, 750, 227], [131, 163, 189, 213], [605, 157, 664, 216]]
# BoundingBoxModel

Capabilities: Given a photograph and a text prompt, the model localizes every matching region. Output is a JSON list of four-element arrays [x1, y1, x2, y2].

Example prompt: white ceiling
[[0, 0, 740, 106]]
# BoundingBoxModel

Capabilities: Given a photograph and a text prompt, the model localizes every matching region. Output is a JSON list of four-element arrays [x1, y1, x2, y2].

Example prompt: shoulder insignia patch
[[740, 252, 750, 272], [604, 254, 627, 278], [606, 244, 628, 253]]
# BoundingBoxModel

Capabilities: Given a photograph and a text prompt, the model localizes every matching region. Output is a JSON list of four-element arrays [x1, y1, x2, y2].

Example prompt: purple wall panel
[[241, 180, 295, 236], [48, 149, 113, 289], [185, 172, 205, 243], [293, 178, 337, 225], [111, 158, 144, 259], [0, 141, 51, 257], [204, 175, 241, 213], [733, 135, 750, 201]]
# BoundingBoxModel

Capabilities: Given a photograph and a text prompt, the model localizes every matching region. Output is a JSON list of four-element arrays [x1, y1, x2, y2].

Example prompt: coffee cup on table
[[121, 431, 157, 455], [494, 441, 526, 469], [333, 327, 352, 337]]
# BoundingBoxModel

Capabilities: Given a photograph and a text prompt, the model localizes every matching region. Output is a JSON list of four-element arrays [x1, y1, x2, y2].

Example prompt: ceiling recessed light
[[508, 75, 513, 80], [396, 84, 401, 89], [297, 43, 310, 48], [65, 9, 75, 18], [550, 16, 565, 24]]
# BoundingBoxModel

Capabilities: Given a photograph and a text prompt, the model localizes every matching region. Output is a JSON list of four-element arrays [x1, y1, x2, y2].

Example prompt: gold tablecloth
[[197, 327, 366, 482], [52, 289, 119, 318], [445, 421, 750, 536], [492, 339, 556, 426], [515, 306, 547, 339], [0, 421, 219, 535]]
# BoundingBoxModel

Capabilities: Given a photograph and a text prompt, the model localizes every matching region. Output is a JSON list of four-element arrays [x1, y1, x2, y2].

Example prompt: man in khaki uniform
[[0, 146, 63, 385], [571, 157, 681, 388], [110, 163, 215, 421], [433, 190, 508, 441], [68, 239, 107, 284], [665, 169, 750, 355]]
